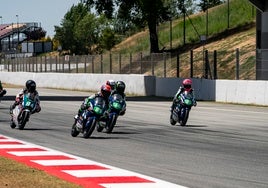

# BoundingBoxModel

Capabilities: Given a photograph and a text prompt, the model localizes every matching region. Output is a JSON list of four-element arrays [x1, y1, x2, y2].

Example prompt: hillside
[[110, 0, 256, 79]]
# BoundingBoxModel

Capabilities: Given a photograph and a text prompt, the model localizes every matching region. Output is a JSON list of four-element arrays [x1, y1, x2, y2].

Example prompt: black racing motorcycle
[[10, 93, 36, 130], [170, 90, 195, 126], [71, 96, 106, 138], [96, 93, 126, 133]]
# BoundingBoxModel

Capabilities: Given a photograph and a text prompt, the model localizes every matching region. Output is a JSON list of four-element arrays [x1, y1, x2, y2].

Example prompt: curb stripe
[[8, 151, 68, 156], [0, 134, 188, 188], [32, 159, 97, 166], [62, 169, 145, 178]]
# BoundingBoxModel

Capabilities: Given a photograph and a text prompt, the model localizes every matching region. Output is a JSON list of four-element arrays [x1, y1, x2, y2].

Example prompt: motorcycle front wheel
[[71, 120, 80, 137], [18, 111, 30, 130], [180, 109, 189, 126], [83, 118, 96, 138], [105, 114, 117, 133], [169, 113, 176, 125]]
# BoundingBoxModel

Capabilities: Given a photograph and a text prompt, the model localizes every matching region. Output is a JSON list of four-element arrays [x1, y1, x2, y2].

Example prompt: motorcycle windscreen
[[93, 97, 105, 115], [23, 94, 36, 110], [183, 91, 193, 106], [110, 94, 124, 110]]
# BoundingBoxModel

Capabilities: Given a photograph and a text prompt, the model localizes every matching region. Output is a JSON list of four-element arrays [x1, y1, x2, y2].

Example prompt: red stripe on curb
[[0, 148, 46, 151], [78, 176, 154, 184], [0, 141, 24, 144]]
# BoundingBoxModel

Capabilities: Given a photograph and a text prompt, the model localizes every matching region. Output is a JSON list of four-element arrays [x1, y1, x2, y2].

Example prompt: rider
[[0, 80, 7, 97], [170, 78, 196, 112], [110, 81, 126, 115], [76, 84, 112, 117], [106, 80, 116, 92], [111, 81, 126, 99], [10, 80, 41, 114]]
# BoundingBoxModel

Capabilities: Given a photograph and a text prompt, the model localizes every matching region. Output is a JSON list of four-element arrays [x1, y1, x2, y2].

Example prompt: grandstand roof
[[0, 22, 38, 40]]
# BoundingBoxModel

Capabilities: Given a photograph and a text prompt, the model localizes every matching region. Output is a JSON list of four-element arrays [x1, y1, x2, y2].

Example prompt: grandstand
[[0, 22, 40, 53]]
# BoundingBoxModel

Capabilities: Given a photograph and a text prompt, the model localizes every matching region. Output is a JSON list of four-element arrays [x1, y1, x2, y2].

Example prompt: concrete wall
[[1, 72, 268, 105], [0, 72, 155, 96]]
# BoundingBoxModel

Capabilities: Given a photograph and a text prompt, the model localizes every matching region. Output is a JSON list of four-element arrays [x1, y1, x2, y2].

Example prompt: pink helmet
[[182, 79, 192, 91]]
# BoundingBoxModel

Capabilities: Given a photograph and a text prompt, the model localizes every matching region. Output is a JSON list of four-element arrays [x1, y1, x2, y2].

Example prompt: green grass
[[0, 156, 81, 188], [112, 0, 255, 54]]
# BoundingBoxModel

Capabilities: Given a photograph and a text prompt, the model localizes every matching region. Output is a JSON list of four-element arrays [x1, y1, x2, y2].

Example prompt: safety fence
[[0, 49, 257, 80]]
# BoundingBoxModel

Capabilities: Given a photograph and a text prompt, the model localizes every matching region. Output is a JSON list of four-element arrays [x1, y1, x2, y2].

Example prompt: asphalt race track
[[0, 88, 268, 188]]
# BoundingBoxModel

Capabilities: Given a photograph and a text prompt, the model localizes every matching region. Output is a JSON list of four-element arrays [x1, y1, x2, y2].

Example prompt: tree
[[55, 2, 117, 54], [82, 0, 171, 53], [54, 3, 88, 54], [99, 27, 117, 51], [165, 0, 195, 18], [198, 0, 223, 12], [74, 13, 100, 54]]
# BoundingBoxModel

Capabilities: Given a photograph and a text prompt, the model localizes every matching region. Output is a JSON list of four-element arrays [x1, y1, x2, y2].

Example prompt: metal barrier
[[0, 49, 257, 80]]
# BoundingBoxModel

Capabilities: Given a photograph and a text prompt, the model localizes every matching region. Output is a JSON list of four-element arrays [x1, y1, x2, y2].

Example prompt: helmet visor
[[184, 85, 191, 89]]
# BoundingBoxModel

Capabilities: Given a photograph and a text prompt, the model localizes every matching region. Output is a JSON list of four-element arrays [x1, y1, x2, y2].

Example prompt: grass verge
[[0, 156, 81, 188]]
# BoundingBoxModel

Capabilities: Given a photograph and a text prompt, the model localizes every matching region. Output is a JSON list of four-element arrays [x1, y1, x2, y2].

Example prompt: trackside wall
[[1, 72, 268, 105]]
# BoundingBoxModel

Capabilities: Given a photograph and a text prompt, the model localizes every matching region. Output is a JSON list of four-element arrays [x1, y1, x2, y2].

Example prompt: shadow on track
[[12, 128, 55, 131]]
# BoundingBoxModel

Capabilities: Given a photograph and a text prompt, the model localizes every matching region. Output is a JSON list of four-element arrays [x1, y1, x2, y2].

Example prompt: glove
[[173, 99, 179, 103]]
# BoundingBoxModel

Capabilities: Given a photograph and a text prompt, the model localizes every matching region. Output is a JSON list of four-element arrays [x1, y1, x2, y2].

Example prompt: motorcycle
[[10, 93, 37, 130], [170, 90, 195, 126], [96, 93, 126, 133], [71, 96, 106, 138]]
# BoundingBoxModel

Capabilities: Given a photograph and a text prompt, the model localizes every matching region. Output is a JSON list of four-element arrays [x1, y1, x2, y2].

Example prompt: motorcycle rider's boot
[[10, 118, 16, 128]]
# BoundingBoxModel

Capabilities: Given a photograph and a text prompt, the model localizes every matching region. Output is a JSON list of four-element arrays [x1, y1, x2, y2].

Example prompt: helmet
[[26, 80, 36, 92], [182, 79, 192, 90], [100, 84, 111, 99], [115, 81, 125, 94], [106, 80, 116, 90]]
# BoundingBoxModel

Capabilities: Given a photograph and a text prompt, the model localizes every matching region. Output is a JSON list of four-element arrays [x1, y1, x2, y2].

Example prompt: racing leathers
[[10, 88, 41, 114]]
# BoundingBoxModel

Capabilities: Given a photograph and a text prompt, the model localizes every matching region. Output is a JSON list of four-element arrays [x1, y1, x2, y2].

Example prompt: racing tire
[[170, 114, 176, 125], [18, 111, 29, 130], [83, 119, 96, 138], [180, 109, 189, 126], [105, 115, 117, 133], [71, 121, 79, 137]]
